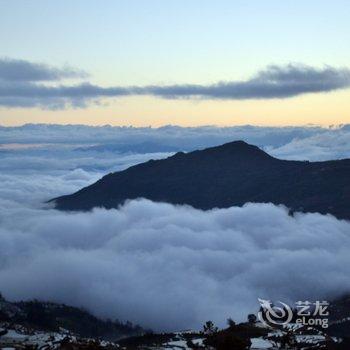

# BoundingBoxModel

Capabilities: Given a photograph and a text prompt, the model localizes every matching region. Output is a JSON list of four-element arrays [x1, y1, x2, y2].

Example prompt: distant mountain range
[[51, 141, 350, 220], [76, 141, 184, 154]]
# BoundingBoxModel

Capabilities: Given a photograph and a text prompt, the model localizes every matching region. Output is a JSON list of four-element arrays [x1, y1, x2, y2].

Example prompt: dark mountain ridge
[[0, 293, 143, 340], [51, 141, 350, 220]]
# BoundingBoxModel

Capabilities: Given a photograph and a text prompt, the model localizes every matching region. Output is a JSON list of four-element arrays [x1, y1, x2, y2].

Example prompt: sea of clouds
[[0, 124, 349, 331]]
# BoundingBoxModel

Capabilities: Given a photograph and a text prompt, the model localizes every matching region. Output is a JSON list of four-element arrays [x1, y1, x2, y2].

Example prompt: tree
[[248, 314, 257, 324], [227, 318, 236, 329], [203, 321, 218, 335]]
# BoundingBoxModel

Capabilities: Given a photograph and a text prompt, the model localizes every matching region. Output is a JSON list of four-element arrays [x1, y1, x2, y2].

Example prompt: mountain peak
[[222, 140, 249, 147], [193, 140, 273, 161], [51, 141, 350, 220], [210, 140, 258, 151]]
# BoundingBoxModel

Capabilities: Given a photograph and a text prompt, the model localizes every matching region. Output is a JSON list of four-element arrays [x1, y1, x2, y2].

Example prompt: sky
[[0, 0, 350, 126]]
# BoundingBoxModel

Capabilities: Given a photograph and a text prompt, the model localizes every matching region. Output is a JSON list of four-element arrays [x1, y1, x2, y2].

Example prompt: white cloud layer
[[0, 124, 349, 331], [0, 199, 349, 331], [1, 123, 350, 161]]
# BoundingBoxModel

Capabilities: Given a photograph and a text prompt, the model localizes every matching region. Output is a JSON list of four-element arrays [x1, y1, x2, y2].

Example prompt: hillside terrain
[[0, 294, 143, 341], [1, 294, 350, 349], [52, 141, 350, 220]]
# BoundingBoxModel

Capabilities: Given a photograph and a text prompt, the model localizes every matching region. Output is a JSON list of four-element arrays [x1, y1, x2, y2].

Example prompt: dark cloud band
[[0, 58, 350, 109], [0, 58, 88, 82]]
